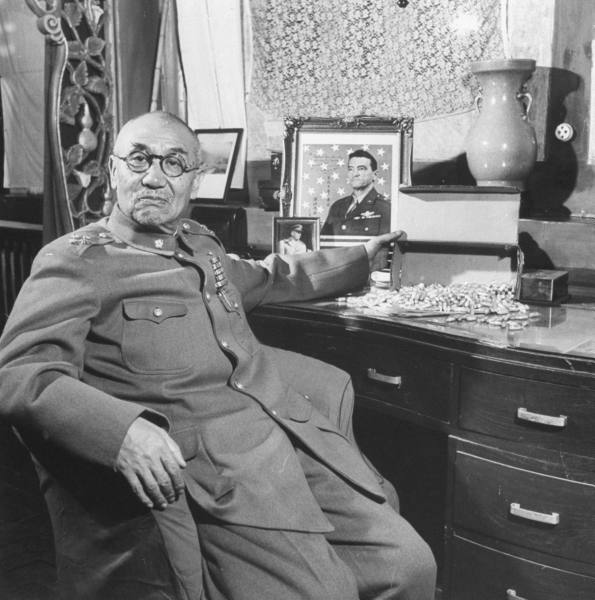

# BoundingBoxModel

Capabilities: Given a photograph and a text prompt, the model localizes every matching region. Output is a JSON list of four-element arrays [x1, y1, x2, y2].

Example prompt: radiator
[[0, 227, 42, 330]]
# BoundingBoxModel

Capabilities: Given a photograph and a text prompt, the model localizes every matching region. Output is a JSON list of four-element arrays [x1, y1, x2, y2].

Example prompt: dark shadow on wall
[[411, 154, 475, 186], [524, 67, 582, 219], [518, 231, 555, 270]]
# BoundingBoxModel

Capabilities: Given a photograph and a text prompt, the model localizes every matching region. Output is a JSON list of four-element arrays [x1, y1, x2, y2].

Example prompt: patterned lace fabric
[[249, 0, 504, 120]]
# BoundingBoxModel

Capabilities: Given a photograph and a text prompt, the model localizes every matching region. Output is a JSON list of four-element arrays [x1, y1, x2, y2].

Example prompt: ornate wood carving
[[26, 0, 113, 232]]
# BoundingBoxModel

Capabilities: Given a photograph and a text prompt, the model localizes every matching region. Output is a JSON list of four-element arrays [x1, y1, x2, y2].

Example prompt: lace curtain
[[249, 0, 504, 120]]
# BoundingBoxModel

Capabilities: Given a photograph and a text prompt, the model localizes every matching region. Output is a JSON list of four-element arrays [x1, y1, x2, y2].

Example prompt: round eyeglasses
[[112, 151, 201, 178]]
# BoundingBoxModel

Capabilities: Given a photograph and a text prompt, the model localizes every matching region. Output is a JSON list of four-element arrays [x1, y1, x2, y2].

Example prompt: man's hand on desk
[[115, 417, 186, 510], [364, 230, 405, 269]]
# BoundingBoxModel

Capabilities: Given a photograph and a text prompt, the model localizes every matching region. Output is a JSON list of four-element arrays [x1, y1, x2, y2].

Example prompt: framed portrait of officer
[[273, 217, 319, 256], [280, 116, 413, 251]]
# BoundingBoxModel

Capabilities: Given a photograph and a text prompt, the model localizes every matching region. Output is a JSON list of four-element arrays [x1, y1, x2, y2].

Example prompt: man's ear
[[108, 155, 118, 190]]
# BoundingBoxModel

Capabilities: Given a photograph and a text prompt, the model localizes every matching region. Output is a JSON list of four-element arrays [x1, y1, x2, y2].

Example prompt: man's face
[[347, 156, 376, 191], [290, 229, 302, 240], [109, 114, 200, 228]]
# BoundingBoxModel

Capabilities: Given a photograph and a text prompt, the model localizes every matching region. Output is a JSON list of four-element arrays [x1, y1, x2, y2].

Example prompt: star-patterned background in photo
[[297, 143, 394, 222]]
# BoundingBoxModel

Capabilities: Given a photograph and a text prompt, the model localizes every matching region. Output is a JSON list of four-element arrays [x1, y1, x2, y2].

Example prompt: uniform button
[[205, 292, 211, 301], [341, 224, 347, 230], [236, 381, 244, 389], [153, 307, 163, 317], [233, 302, 239, 309], [364, 227, 369, 232], [271, 409, 278, 417]]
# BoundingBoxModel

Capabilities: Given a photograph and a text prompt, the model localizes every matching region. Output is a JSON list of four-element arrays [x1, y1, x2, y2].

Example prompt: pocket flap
[[288, 392, 313, 423], [123, 300, 188, 324], [170, 428, 198, 461]]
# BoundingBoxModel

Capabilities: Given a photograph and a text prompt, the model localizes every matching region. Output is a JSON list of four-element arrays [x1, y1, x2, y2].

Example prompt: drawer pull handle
[[506, 590, 528, 600], [366, 368, 402, 388], [510, 502, 560, 525], [517, 407, 567, 428]]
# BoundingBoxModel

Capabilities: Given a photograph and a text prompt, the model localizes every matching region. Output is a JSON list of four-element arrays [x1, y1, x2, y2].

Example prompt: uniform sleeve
[[226, 244, 370, 313], [0, 244, 166, 467]]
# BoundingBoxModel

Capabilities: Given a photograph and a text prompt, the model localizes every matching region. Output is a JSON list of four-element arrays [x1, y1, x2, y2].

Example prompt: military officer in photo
[[321, 149, 391, 237], [278, 222, 310, 255]]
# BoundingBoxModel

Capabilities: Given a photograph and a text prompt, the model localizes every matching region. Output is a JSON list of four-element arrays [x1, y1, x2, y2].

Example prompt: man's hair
[[348, 149, 377, 172]]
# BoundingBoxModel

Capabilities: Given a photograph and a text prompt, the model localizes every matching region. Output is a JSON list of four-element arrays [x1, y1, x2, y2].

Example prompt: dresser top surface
[[254, 295, 595, 366]]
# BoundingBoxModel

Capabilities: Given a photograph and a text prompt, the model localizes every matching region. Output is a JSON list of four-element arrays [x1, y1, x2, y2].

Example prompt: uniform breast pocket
[[121, 299, 197, 373]]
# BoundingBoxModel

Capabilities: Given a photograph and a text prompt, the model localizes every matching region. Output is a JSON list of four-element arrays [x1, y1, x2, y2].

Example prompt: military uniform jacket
[[0, 207, 385, 537], [321, 187, 390, 236], [278, 237, 309, 255]]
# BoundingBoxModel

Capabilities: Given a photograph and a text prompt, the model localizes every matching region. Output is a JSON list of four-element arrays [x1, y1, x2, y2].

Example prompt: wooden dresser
[[248, 299, 595, 599]]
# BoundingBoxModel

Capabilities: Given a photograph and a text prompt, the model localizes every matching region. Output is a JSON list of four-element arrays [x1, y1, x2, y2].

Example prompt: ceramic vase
[[465, 58, 537, 190]]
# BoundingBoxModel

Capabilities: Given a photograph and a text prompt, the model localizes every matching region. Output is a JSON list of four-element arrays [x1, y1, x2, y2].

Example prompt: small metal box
[[519, 269, 569, 304]]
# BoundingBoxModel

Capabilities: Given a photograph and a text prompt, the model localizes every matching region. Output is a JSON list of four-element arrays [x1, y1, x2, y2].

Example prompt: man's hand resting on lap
[[115, 417, 186, 509]]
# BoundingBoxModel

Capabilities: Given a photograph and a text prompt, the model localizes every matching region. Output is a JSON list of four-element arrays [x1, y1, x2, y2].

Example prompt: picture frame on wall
[[273, 216, 320, 256], [193, 128, 243, 203], [280, 116, 413, 250]]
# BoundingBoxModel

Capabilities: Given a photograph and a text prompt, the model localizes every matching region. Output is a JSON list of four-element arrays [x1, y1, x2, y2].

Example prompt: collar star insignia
[[154, 239, 164, 249]]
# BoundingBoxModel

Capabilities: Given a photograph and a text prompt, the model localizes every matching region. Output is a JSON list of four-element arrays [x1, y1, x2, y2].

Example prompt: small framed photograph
[[273, 217, 320, 256], [280, 116, 413, 249], [193, 128, 243, 202]]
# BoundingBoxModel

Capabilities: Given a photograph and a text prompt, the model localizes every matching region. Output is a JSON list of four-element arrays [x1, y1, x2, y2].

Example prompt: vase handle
[[517, 91, 533, 118], [473, 93, 482, 112]]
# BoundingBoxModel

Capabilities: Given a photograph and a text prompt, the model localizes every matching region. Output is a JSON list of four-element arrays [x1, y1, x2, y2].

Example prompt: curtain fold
[[0, 3, 44, 192], [151, 0, 187, 119], [176, 0, 247, 188]]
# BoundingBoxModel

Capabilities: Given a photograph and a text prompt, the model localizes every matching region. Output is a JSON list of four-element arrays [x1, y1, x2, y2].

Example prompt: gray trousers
[[155, 445, 437, 600]]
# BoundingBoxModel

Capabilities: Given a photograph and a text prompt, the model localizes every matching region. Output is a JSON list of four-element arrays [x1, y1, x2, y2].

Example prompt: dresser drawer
[[452, 445, 595, 565], [449, 534, 595, 600], [459, 366, 595, 447], [349, 339, 452, 422]]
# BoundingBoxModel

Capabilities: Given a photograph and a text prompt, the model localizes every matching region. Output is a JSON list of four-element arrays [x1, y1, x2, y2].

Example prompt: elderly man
[[0, 112, 435, 600]]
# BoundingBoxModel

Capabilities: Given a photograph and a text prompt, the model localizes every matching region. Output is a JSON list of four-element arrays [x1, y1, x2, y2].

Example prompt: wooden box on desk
[[519, 269, 569, 304], [390, 186, 522, 288]]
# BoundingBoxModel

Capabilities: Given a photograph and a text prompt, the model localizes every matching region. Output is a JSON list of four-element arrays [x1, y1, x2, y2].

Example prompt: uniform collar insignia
[[177, 219, 216, 238], [106, 205, 177, 255], [68, 227, 114, 246]]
